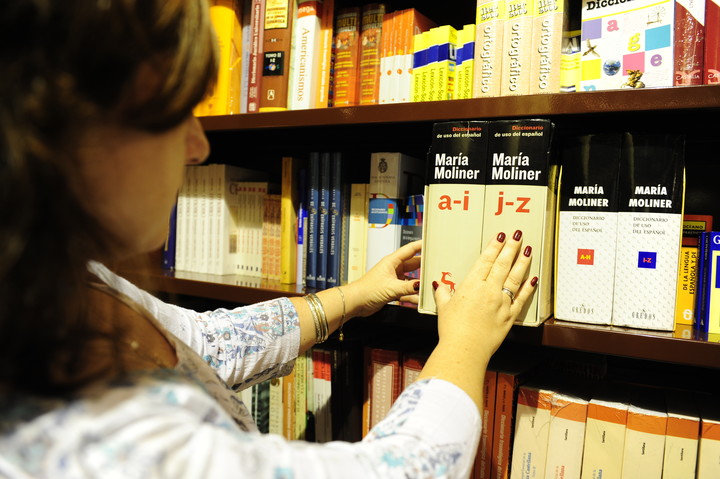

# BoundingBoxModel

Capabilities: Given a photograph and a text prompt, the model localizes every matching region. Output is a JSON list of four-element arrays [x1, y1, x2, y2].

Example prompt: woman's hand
[[433, 230, 537, 364], [343, 240, 423, 318]]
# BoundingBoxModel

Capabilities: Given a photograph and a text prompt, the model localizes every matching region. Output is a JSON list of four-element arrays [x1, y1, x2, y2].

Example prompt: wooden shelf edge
[[200, 85, 720, 131]]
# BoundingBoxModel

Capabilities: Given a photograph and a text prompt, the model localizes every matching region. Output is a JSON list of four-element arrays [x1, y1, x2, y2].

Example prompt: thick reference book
[[611, 133, 685, 330], [704, 0, 719, 84], [674, 0, 706, 85], [246, 0, 266, 112], [675, 214, 713, 328], [280, 156, 302, 283], [662, 388, 700, 479], [580, 390, 629, 479], [474, 368, 498, 479], [418, 121, 489, 315], [529, 0, 569, 94], [509, 385, 554, 479], [316, 152, 331, 289], [358, 3, 386, 105], [287, 0, 322, 110], [554, 133, 622, 325], [620, 389, 668, 479], [259, 0, 295, 111], [474, 0, 506, 98], [332, 7, 361, 106], [695, 231, 720, 334], [482, 119, 557, 326], [697, 394, 720, 479], [543, 390, 590, 479], [501, 0, 535, 96], [305, 152, 320, 289]]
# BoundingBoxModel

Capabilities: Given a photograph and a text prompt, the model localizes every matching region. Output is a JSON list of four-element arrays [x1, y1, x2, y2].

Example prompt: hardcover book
[[674, 0, 706, 85], [501, 0, 535, 96], [203, 0, 243, 115], [544, 391, 589, 479], [529, 0, 569, 94], [397, 9, 436, 103], [611, 133, 685, 330], [475, 368, 498, 479], [474, 0, 506, 98], [482, 119, 557, 326], [287, 0, 322, 110], [675, 214, 713, 326], [509, 386, 554, 479], [358, 3, 386, 105], [332, 7, 361, 106], [259, 0, 294, 111], [246, 0, 265, 112], [662, 389, 700, 479], [554, 133, 622, 325], [620, 393, 668, 479], [579, 0, 675, 91], [695, 231, 720, 334], [281, 156, 301, 283], [316, 152, 331, 289], [418, 121, 489, 315], [347, 183, 369, 283], [305, 152, 320, 289], [315, 0, 334, 108], [580, 395, 629, 479], [704, 0, 719, 84], [697, 397, 720, 479]]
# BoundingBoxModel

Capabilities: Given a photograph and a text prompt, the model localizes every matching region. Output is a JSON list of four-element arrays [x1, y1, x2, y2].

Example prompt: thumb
[[433, 282, 453, 313]]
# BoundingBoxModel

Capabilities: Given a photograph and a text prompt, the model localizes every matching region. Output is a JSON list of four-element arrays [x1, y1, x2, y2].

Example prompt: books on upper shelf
[[454, 24, 476, 100], [332, 7, 362, 106], [358, 3, 386, 105], [529, 0, 569, 94], [612, 133, 685, 330], [259, 0, 295, 111], [579, 0, 675, 91], [555, 133, 622, 325], [474, 0, 506, 98], [674, 0, 706, 86], [365, 152, 425, 273], [287, 0, 323, 110], [501, 0, 535, 96], [704, 0, 720, 84], [246, 0, 265, 113], [695, 231, 720, 334]]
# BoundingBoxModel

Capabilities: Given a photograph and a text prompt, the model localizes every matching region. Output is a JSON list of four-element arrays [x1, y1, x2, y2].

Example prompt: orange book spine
[[358, 3, 386, 105], [332, 7, 361, 106], [315, 0, 335, 108], [474, 369, 498, 479], [259, 0, 295, 111]]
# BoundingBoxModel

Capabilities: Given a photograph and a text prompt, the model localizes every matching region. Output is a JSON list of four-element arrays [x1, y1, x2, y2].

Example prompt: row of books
[[197, 0, 720, 115]]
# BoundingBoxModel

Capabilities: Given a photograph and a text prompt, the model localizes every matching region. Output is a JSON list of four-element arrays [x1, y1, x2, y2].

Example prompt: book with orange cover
[[474, 369, 498, 479], [332, 7, 362, 106], [397, 8, 436, 103], [259, 0, 295, 111], [620, 390, 668, 479], [378, 10, 397, 104], [543, 391, 589, 479], [510, 385, 554, 479], [662, 389, 700, 479], [581, 392, 629, 479], [358, 3, 386, 105], [315, 0, 334, 108]]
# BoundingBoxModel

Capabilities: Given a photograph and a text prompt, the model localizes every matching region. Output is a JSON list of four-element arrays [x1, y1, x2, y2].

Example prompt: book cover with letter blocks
[[418, 121, 489, 315], [580, 0, 675, 91], [482, 119, 557, 326], [612, 132, 685, 330], [555, 133, 622, 325]]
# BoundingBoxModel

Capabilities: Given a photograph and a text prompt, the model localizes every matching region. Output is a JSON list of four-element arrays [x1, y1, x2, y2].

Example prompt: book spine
[[543, 393, 589, 479], [482, 119, 556, 326], [434, 25, 457, 101], [281, 157, 299, 283], [704, 232, 720, 334], [378, 11, 396, 104], [294, 352, 307, 440], [327, 152, 343, 287], [695, 231, 710, 332], [501, 0, 535, 96], [288, 0, 322, 110], [490, 372, 517, 479], [259, 0, 294, 111], [175, 169, 189, 272], [369, 348, 401, 429], [332, 7, 361, 106], [509, 387, 553, 479], [529, 0, 567, 94], [474, 0, 506, 98], [162, 203, 177, 271], [316, 152, 331, 289], [268, 377, 284, 435], [315, 0, 334, 108], [247, 0, 266, 112], [674, 0, 706, 85], [581, 400, 629, 479], [705, 0, 720, 84], [306, 153, 320, 289], [621, 405, 668, 479], [358, 3, 386, 105], [296, 167, 308, 286], [240, 0, 252, 113], [204, 0, 243, 115], [475, 369, 497, 479], [411, 31, 430, 102], [347, 183, 369, 283], [555, 133, 622, 325], [612, 133, 685, 330], [418, 121, 489, 315]]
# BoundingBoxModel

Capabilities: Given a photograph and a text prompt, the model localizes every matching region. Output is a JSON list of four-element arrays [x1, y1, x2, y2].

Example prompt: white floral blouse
[[0, 263, 481, 478]]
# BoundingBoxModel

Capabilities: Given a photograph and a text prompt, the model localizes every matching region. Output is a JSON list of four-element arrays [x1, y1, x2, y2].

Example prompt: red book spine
[[705, 0, 720, 84], [675, 0, 706, 85]]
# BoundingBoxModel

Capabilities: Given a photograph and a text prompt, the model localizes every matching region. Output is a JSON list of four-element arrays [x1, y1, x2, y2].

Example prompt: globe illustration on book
[[603, 59, 621, 76]]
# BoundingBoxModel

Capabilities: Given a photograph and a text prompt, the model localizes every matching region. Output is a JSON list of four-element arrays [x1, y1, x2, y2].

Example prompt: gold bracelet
[[304, 293, 328, 343], [337, 287, 346, 341]]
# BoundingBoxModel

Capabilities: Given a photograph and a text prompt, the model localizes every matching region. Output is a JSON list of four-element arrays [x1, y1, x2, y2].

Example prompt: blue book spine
[[296, 168, 307, 287], [162, 203, 177, 271], [695, 231, 710, 332], [305, 153, 320, 289], [699, 231, 720, 334], [316, 153, 331, 290], [327, 152, 343, 288]]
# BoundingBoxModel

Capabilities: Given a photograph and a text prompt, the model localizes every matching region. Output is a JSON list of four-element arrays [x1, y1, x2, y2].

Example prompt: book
[[675, 214, 713, 327], [662, 389, 700, 479], [696, 231, 720, 334], [697, 396, 720, 479], [418, 121, 489, 315], [288, 0, 322, 110], [282, 363, 296, 440], [475, 368, 498, 479], [431, 25, 457, 101], [332, 7, 361, 106], [612, 133, 685, 330], [501, 0, 535, 96], [315, 0, 334, 108], [482, 119, 557, 326], [368, 347, 402, 429], [579, 0, 675, 91], [509, 385, 554, 479], [474, 0, 506, 98], [281, 156, 301, 283], [580, 393, 629, 479], [316, 152, 331, 289], [620, 391, 668, 479], [454, 24, 476, 100], [529, 0, 569, 94], [397, 9, 436, 103], [704, 0, 719, 84], [239, 0, 252, 114], [366, 152, 425, 273], [294, 351, 308, 439], [246, 0, 266, 112], [560, 26, 582, 92], [543, 391, 589, 479], [203, 0, 243, 115], [399, 193, 424, 282], [674, 0, 706, 85], [411, 30, 431, 102], [162, 203, 177, 271], [401, 352, 427, 388], [268, 376, 284, 435], [347, 183, 369, 284], [378, 10, 397, 104], [306, 152, 320, 289], [327, 152, 345, 288], [358, 3, 386, 105], [554, 133, 622, 325], [297, 167, 308, 286], [259, 0, 295, 111]]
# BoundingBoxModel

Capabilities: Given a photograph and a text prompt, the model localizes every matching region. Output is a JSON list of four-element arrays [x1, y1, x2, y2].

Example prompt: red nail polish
[[497, 232, 506, 243], [413, 281, 420, 291], [524, 245, 532, 257], [432, 281, 438, 290], [513, 230, 522, 241], [530, 276, 538, 287]]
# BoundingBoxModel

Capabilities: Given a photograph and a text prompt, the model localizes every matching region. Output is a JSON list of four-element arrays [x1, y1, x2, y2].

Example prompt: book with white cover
[[510, 385, 554, 479], [662, 389, 700, 479], [580, 395, 628, 479], [544, 391, 589, 479]]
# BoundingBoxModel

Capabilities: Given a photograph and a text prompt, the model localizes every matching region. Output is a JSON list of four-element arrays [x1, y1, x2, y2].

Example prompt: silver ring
[[501, 287, 515, 302]]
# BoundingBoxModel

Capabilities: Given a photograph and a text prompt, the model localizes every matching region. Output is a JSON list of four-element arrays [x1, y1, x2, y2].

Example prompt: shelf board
[[201, 85, 720, 131]]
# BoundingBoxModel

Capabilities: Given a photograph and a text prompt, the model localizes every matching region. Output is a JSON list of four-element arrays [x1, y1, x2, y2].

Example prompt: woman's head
[[0, 0, 217, 393]]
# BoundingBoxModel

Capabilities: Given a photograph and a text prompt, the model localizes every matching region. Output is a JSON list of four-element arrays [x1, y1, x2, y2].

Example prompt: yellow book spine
[[411, 31, 429, 102], [280, 157, 298, 283], [205, 0, 243, 115]]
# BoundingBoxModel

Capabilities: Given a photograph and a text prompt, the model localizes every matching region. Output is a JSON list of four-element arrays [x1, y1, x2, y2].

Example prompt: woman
[[0, 1, 537, 477]]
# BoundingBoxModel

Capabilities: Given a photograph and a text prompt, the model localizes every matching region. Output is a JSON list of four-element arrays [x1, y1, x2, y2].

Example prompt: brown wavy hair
[[0, 0, 217, 395]]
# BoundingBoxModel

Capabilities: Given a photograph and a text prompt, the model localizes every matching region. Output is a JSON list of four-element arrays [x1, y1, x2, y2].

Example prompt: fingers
[[392, 240, 422, 263], [467, 231, 508, 281], [486, 230, 525, 287], [511, 276, 538, 314], [503, 243, 533, 293], [433, 281, 453, 313]]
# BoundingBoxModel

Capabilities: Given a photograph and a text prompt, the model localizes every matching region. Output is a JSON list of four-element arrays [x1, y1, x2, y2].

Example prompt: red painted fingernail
[[530, 276, 538, 287], [497, 232, 506, 243], [413, 281, 420, 291], [432, 281, 438, 290], [524, 245, 532, 257], [513, 230, 522, 241]]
